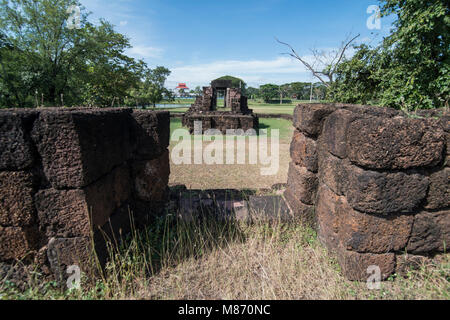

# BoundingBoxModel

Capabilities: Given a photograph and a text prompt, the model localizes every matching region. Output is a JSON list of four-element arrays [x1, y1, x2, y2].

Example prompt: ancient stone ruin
[[285, 103, 449, 280], [182, 80, 259, 134], [0, 108, 170, 281], [1, 103, 449, 284]]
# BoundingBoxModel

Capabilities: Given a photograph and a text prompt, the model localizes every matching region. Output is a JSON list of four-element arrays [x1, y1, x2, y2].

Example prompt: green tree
[[327, 44, 380, 104], [0, 0, 148, 107], [278, 83, 291, 104], [330, 0, 449, 110], [129, 66, 171, 109], [213, 75, 247, 92], [246, 87, 260, 99], [193, 86, 203, 96], [259, 84, 279, 102], [290, 82, 310, 100]]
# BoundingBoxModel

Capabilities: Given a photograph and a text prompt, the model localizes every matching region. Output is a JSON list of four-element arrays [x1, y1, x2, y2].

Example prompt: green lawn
[[159, 99, 322, 115], [170, 117, 293, 144]]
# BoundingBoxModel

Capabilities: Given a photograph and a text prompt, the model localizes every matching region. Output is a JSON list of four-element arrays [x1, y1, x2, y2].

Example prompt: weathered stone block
[[286, 162, 318, 205], [0, 171, 35, 226], [34, 189, 90, 238], [338, 104, 401, 118], [132, 150, 170, 202], [32, 108, 132, 189], [317, 150, 347, 196], [316, 183, 413, 253], [47, 237, 93, 276], [293, 104, 337, 137], [131, 110, 170, 160], [446, 132, 450, 167], [322, 109, 358, 159], [425, 168, 450, 210], [0, 226, 37, 261], [283, 188, 315, 225], [337, 249, 395, 281], [336, 196, 413, 253], [0, 109, 37, 170], [290, 130, 318, 172], [344, 161, 428, 214], [84, 164, 132, 228], [318, 152, 428, 214], [315, 184, 340, 250], [407, 210, 450, 254], [347, 117, 445, 170]]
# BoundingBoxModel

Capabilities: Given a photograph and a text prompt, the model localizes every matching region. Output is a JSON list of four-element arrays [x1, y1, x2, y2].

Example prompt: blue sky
[[80, 0, 395, 88]]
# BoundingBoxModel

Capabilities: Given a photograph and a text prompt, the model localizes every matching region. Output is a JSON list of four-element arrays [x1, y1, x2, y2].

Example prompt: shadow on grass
[[101, 186, 258, 283]]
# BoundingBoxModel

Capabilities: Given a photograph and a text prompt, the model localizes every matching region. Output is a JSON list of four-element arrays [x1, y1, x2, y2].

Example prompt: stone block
[[34, 189, 90, 238], [132, 150, 170, 202], [335, 196, 413, 253], [32, 108, 132, 189], [317, 150, 347, 196], [316, 184, 414, 253], [407, 210, 450, 254], [283, 188, 315, 225], [0, 171, 36, 226], [318, 152, 428, 214], [347, 117, 445, 170], [337, 249, 395, 281], [344, 161, 428, 214], [425, 168, 450, 210], [0, 226, 38, 261], [84, 164, 132, 228], [46, 237, 94, 277], [0, 109, 38, 170], [293, 104, 337, 137], [286, 162, 318, 205], [131, 110, 170, 160], [315, 184, 340, 250], [290, 130, 318, 172], [322, 109, 358, 159]]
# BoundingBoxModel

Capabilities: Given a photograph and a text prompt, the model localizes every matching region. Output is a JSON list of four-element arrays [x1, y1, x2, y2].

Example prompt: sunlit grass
[[2, 211, 448, 300]]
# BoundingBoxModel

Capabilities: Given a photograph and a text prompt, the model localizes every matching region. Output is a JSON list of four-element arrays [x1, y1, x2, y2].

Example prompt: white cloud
[[127, 45, 164, 59], [167, 56, 323, 88], [119, 20, 128, 26]]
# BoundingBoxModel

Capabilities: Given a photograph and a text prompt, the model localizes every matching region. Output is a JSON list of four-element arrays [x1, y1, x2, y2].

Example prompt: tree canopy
[[329, 0, 449, 110], [0, 0, 170, 108], [212, 75, 247, 91]]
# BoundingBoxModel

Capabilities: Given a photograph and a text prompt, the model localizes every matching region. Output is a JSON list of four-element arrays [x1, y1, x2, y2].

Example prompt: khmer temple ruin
[[182, 80, 259, 134]]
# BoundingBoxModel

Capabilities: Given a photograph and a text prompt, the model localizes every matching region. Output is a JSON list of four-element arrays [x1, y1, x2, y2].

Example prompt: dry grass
[[169, 117, 293, 189], [169, 143, 290, 190], [141, 222, 450, 300], [1, 215, 448, 300]]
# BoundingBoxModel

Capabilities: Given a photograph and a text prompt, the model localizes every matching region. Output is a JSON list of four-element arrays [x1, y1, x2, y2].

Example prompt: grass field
[[158, 99, 320, 115], [2, 215, 448, 300], [169, 117, 293, 189]]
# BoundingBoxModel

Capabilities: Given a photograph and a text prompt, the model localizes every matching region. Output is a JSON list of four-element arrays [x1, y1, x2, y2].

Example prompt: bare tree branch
[[276, 34, 360, 86], [276, 38, 330, 87], [330, 34, 360, 78]]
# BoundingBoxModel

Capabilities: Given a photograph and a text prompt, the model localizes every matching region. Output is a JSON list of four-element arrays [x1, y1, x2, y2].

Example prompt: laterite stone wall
[[286, 103, 449, 281], [0, 108, 170, 282]]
